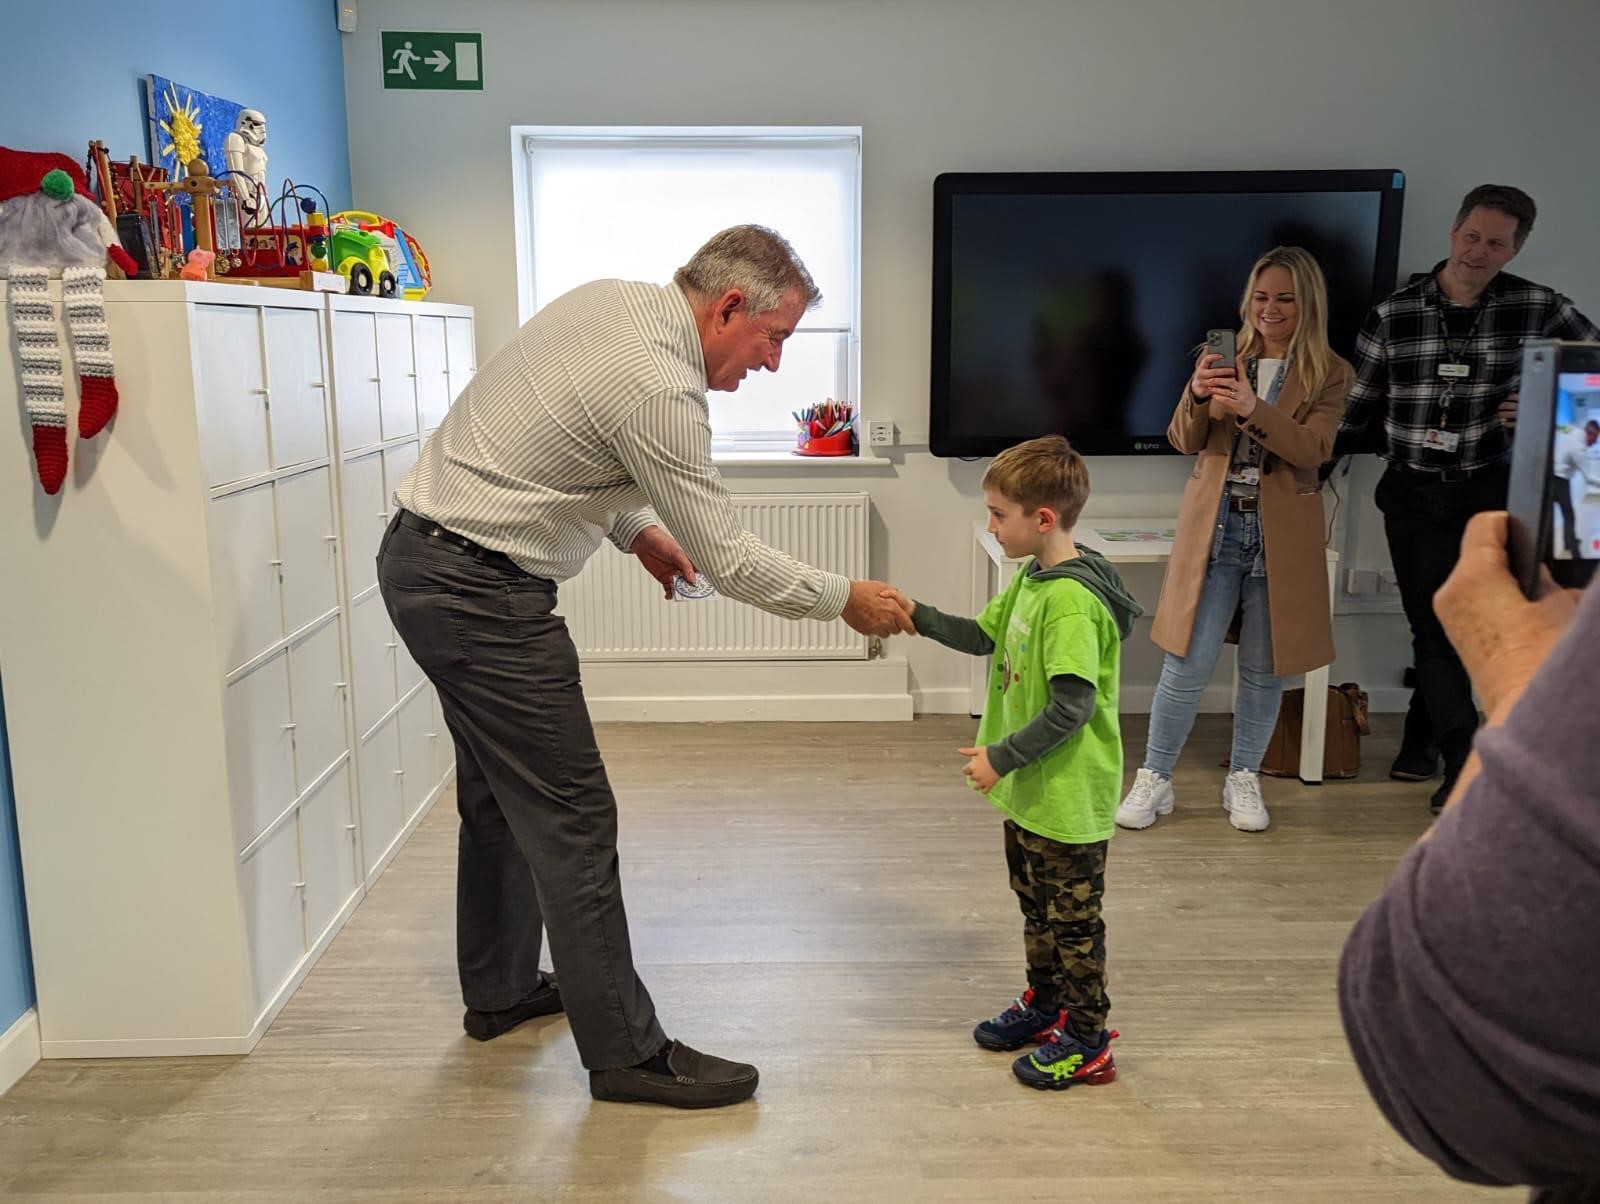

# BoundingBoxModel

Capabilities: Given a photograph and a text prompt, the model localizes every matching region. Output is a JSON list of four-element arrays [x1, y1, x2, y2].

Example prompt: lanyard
[[1435, 297, 1487, 427]]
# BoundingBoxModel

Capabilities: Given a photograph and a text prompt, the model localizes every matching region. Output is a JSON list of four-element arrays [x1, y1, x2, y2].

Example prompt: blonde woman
[[1117, 247, 1352, 833]]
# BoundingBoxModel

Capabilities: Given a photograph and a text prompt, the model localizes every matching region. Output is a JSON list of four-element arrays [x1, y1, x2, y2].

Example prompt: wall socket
[[867, 419, 895, 446]]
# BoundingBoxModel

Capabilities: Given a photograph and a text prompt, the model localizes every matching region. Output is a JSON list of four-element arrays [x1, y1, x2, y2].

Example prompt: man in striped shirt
[[379, 226, 911, 1109], [1330, 185, 1599, 814]]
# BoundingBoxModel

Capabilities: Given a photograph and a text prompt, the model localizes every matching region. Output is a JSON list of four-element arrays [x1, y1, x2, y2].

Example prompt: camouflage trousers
[[1003, 820, 1109, 1038]]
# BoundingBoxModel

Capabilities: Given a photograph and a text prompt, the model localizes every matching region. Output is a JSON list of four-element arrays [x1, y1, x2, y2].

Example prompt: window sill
[[711, 450, 897, 469]]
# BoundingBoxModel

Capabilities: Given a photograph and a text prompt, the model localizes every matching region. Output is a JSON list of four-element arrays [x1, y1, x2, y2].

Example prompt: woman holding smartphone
[[1117, 247, 1352, 833]]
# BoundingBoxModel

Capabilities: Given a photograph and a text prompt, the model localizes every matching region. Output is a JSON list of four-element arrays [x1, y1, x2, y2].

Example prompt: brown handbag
[[1259, 682, 1371, 779]]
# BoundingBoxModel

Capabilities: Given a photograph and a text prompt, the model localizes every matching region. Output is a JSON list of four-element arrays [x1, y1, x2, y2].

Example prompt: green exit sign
[[382, 32, 483, 90]]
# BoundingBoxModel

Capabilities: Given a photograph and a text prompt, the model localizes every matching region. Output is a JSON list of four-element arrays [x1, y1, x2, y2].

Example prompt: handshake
[[842, 580, 918, 638]]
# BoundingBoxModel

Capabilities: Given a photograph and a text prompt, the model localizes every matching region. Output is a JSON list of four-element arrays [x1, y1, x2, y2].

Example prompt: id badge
[[1226, 466, 1260, 485], [1423, 428, 1461, 453], [1437, 362, 1471, 379]]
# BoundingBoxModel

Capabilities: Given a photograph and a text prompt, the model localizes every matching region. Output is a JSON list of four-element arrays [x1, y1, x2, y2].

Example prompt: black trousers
[[377, 515, 666, 1071], [1553, 472, 1580, 558], [1374, 464, 1509, 777]]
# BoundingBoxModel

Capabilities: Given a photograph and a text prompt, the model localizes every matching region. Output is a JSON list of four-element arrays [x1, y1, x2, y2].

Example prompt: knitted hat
[[0, 145, 93, 204]]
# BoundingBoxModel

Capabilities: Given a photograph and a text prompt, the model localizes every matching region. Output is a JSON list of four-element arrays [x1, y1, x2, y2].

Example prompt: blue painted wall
[[0, 0, 352, 1033], [0, 685, 32, 1032], [0, 0, 352, 212]]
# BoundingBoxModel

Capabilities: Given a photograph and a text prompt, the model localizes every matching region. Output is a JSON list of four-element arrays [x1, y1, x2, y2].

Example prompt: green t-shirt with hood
[[973, 549, 1140, 844]]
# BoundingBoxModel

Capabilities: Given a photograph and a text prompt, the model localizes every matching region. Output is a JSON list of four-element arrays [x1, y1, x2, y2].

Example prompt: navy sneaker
[[1012, 1018, 1119, 1090], [972, 988, 1068, 1051]]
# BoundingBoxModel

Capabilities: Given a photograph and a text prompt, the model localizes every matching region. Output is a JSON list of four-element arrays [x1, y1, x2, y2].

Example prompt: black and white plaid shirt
[[1333, 262, 1599, 472]]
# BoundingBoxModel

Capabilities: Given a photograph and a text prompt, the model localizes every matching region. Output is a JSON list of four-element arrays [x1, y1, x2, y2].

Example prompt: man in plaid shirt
[[1331, 184, 1598, 813]]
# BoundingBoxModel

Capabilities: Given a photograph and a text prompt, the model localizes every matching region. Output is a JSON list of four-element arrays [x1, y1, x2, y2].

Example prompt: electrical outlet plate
[[867, 419, 894, 446]]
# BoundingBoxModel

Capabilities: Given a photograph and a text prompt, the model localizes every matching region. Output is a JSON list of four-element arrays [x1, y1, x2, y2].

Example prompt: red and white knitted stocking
[[7, 266, 67, 494], [63, 264, 117, 437]]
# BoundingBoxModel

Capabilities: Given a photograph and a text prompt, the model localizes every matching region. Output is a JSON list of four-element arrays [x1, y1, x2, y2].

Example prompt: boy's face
[[984, 487, 1052, 559]]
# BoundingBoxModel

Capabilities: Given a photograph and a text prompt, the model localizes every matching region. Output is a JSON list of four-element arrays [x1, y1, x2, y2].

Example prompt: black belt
[[1227, 493, 1260, 513], [1387, 460, 1507, 484], [395, 510, 529, 574]]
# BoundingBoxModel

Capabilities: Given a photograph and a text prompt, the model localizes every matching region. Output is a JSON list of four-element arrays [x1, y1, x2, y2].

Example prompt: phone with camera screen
[[1205, 328, 1236, 372], [1507, 339, 1600, 598]]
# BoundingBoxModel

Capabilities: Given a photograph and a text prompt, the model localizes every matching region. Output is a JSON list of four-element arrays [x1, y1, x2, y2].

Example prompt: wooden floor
[[0, 715, 1513, 1203]]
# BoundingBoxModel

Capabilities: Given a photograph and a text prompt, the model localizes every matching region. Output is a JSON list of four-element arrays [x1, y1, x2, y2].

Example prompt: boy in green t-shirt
[[885, 435, 1141, 1090]]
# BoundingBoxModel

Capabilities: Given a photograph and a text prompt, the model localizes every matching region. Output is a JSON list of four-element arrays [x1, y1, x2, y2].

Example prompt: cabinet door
[[375, 313, 418, 440], [194, 305, 269, 486], [330, 310, 381, 451], [287, 618, 349, 792], [238, 814, 306, 1013], [275, 466, 340, 636], [210, 482, 283, 672], [414, 315, 450, 432], [299, 763, 359, 948], [397, 687, 435, 821], [340, 450, 388, 599], [262, 306, 329, 469], [383, 442, 419, 507], [224, 651, 297, 847], [445, 317, 475, 380], [357, 719, 403, 877], [349, 588, 397, 739]]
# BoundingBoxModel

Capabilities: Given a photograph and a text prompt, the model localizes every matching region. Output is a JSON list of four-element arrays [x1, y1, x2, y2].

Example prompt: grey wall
[[342, 0, 1600, 712]]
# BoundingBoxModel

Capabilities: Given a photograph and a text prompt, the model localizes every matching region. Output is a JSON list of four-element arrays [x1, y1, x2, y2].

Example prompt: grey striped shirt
[[394, 279, 850, 621]]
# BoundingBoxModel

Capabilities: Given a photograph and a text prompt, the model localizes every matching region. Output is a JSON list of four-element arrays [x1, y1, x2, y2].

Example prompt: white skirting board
[[582, 656, 912, 723], [0, 1008, 40, 1095]]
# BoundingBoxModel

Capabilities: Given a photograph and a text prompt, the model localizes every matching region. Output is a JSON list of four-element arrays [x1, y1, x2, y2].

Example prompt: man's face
[[1586, 424, 1598, 448], [1446, 206, 1520, 287], [701, 288, 805, 392]]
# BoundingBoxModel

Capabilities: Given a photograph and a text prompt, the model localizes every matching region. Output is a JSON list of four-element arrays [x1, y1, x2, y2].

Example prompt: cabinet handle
[[282, 723, 297, 731], [335, 681, 348, 689], [269, 559, 284, 567], [369, 376, 381, 383], [293, 881, 306, 890], [251, 388, 270, 395], [386, 641, 398, 650], [394, 769, 405, 777], [407, 371, 418, 378], [345, 824, 357, 832], [324, 534, 338, 543], [310, 382, 326, 389]]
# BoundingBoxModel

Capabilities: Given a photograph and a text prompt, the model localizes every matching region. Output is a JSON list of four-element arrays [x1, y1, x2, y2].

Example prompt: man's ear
[[714, 289, 745, 330]]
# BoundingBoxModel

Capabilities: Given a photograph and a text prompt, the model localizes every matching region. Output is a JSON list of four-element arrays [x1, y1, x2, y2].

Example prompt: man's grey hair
[[674, 225, 822, 316]]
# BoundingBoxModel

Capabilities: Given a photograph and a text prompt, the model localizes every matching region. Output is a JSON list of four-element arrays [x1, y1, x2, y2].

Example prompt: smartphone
[[1205, 328, 1237, 371], [1506, 339, 1600, 597]]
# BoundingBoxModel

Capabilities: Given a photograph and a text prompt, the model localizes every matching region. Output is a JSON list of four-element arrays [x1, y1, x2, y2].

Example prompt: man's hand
[[842, 579, 915, 637], [1496, 393, 1518, 430], [631, 525, 696, 600], [959, 746, 1000, 792], [1434, 511, 1578, 718]]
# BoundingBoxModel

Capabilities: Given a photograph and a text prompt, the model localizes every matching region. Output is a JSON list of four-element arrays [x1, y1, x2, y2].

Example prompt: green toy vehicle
[[328, 225, 397, 298]]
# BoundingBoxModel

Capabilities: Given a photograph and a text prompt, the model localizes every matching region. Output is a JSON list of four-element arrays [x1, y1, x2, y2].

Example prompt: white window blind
[[518, 128, 861, 448]]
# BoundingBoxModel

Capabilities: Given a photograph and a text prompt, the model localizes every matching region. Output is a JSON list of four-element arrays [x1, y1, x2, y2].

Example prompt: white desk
[[970, 520, 1339, 784]]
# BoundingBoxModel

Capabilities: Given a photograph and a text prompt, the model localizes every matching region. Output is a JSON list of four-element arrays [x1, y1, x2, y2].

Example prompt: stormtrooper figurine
[[224, 109, 269, 228]]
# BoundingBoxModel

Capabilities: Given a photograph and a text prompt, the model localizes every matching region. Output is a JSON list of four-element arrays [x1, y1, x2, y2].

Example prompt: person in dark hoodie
[[881, 435, 1142, 1091]]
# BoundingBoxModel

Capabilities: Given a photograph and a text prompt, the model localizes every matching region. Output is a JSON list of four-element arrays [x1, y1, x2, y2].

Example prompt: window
[[514, 127, 861, 451]]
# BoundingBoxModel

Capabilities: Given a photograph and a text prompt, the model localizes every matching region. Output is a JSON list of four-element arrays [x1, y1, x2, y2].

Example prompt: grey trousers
[[377, 514, 666, 1071]]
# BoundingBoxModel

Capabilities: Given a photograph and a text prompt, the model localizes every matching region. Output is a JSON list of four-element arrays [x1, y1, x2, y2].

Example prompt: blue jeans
[[1144, 499, 1283, 777]]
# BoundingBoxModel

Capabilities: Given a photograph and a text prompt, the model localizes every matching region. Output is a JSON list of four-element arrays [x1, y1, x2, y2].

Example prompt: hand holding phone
[[1506, 340, 1600, 597], [1192, 329, 1237, 398]]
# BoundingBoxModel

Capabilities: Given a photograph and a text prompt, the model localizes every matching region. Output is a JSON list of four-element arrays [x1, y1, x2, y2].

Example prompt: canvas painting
[[145, 75, 243, 182]]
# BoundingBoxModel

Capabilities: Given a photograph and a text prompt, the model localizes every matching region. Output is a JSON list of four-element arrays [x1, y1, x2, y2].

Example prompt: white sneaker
[[1222, 770, 1270, 832], [1116, 768, 1176, 830]]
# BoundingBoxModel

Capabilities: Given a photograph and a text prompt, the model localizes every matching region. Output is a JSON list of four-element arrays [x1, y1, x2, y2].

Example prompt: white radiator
[[560, 492, 869, 661]]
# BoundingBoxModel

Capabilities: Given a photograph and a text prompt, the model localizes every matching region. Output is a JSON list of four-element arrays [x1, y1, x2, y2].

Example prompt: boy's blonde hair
[[982, 435, 1090, 529]]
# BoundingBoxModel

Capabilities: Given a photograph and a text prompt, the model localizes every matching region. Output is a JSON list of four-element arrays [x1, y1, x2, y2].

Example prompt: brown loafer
[[589, 1040, 759, 1109], [463, 973, 563, 1041]]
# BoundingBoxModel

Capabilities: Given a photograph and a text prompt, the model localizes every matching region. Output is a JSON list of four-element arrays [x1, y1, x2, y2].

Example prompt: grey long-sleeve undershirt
[[911, 601, 1096, 776]]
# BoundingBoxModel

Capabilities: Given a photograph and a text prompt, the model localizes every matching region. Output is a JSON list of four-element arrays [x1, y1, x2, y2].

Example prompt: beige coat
[[1149, 356, 1353, 677]]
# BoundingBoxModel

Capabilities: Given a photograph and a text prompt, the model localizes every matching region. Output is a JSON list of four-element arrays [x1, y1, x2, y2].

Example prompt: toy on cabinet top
[[222, 109, 269, 228], [331, 210, 432, 299], [233, 185, 399, 297], [0, 145, 139, 495]]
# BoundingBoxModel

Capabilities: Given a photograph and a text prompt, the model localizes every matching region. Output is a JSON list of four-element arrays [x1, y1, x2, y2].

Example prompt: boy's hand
[[959, 746, 1000, 792], [878, 586, 915, 628]]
